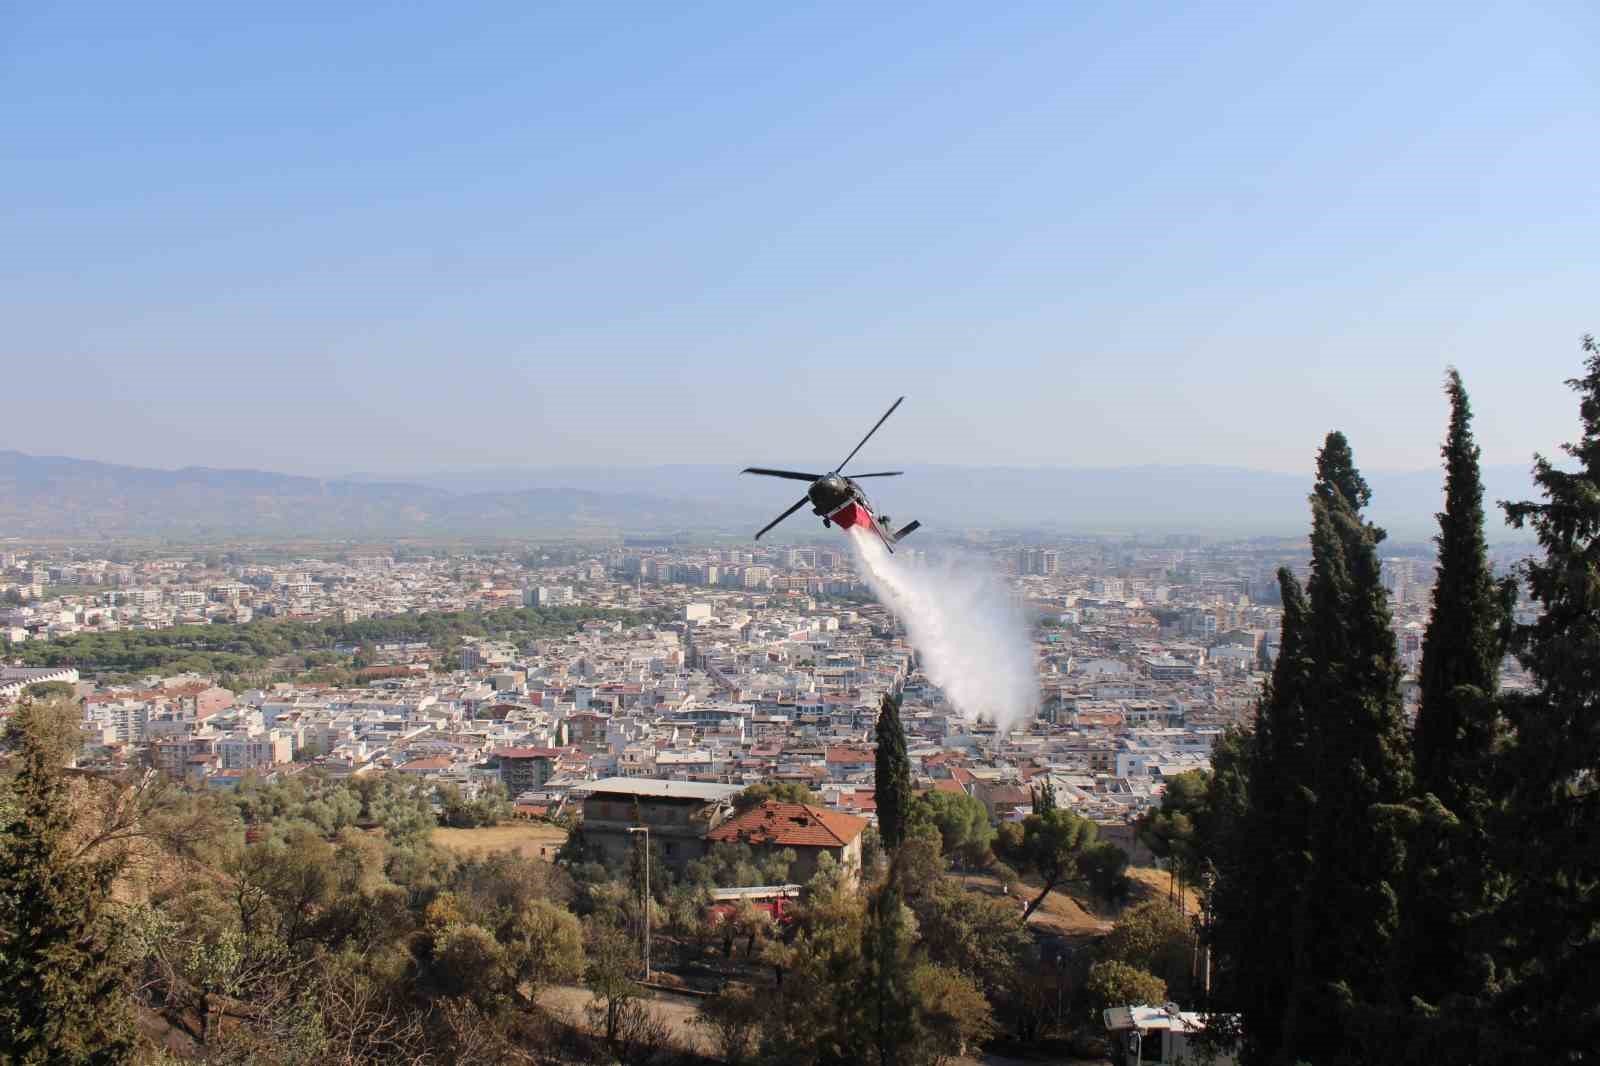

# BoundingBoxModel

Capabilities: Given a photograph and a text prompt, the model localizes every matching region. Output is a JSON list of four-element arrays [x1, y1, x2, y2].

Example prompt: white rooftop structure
[[1101, 1004, 1237, 1066], [581, 776, 742, 801]]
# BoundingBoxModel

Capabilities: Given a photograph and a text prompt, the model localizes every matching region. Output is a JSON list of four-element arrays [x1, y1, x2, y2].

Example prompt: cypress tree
[[1209, 568, 1312, 1066], [1284, 433, 1411, 1064], [1496, 335, 1600, 1062], [1030, 778, 1056, 814], [1390, 369, 1513, 1048], [874, 694, 911, 852], [862, 877, 919, 1066], [1415, 369, 1511, 807], [0, 698, 135, 1065]]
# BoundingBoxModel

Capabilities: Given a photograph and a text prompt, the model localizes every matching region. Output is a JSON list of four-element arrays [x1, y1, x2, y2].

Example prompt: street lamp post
[[627, 826, 650, 981]]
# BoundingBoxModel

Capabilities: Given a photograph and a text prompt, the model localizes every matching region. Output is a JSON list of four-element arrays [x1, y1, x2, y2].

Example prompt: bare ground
[[1124, 865, 1202, 915], [953, 870, 1114, 936], [430, 821, 568, 860]]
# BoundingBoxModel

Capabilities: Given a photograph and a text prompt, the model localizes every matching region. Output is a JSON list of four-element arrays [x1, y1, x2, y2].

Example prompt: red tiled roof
[[933, 779, 968, 795], [838, 790, 877, 812], [706, 801, 868, 848], [85, 690, 161, 704], [826, 746, 873, 764]]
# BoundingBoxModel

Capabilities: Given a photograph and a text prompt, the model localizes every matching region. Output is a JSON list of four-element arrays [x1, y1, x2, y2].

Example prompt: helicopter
[[742, 396, 921, 552]]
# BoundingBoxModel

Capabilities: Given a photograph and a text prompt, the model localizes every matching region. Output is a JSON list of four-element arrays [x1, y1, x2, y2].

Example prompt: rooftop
[[706, 800, 868, 848], [584, 777, 743, 802]]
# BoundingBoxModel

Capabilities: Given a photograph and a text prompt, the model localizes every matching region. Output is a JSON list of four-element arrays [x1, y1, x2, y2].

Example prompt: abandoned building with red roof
[[705, 799, 868, 884]]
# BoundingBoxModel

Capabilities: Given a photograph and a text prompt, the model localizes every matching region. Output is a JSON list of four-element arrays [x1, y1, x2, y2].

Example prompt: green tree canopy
[[1497, 334, 1600, 1063], [998, 805, 1097, 921], [1284, 431, 1411, 1062], [732, 780, 819, 812], [874, 694, 911, 852], [1086, 960, 1167, 1016], [0, 698, 135, 1064], [1100, 900, 1195, 1001], [1079, 840, 1132, 909], [910, 789, 995, 865]]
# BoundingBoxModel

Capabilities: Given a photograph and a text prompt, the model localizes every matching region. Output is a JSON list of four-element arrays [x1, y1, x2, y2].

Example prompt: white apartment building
[[1018, 548, 1059, 576], [83, 699, 153, 743], [526, 586, 575, 608], [218, 730, 294, 771]]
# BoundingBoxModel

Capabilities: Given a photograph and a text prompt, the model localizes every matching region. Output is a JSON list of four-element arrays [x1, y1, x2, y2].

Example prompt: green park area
[[9, 604, 665, 687]]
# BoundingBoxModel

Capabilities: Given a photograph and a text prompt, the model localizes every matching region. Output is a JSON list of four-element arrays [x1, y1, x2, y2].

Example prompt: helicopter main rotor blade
[[832, 396, 904, 475], [755, 496, 810, 540], [742, 467, 824, 482], [848, 471, 903, 478]]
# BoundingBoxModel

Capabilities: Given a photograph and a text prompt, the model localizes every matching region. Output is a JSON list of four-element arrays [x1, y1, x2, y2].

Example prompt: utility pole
[[627, 825, 650, 981]]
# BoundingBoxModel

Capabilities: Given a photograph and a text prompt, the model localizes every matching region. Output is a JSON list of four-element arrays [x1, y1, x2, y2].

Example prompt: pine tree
[[1495, 335, 1600, 1062], [874, 694, 911, 852], [1389, 369, 1513, 1049], [1284, 432, 1412, 1063], [0, 698, 135, 1065]]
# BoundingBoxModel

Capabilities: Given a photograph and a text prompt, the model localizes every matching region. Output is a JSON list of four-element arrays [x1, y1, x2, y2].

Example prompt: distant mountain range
[[0, 451, 739, 539], [347, 461, 1543, 541], [1, 449, 1541, 541]]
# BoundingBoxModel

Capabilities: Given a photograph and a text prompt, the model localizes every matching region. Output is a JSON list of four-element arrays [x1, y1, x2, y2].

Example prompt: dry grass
[[947, 863, 1203, 940], [1125, 865, 1202, 915], [952, 871, 1112, 936], [430, 821, 568, 860], [539, 984, 711, 1056]]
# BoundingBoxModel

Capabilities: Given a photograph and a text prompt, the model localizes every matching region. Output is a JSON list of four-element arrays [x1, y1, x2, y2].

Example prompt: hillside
[[0, 451, 737, 537], [1, 449, 1541, 539]]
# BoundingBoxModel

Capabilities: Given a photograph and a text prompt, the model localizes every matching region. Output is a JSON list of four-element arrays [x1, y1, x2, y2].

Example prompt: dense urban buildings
[[3, 532, 1526, 842]]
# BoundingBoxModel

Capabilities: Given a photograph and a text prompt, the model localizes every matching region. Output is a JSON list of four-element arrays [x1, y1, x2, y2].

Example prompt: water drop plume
[[848, 528, 1037, 733]]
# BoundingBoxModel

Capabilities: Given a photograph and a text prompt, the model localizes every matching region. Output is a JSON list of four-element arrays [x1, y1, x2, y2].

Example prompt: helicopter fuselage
[[808, 475, 880, 530]]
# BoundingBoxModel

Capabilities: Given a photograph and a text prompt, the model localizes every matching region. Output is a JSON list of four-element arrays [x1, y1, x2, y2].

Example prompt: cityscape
[[0, 499, 1563, 1066], [3, 3, 1596, 1066]]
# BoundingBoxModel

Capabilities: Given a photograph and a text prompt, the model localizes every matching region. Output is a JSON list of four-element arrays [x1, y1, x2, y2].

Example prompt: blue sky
[[3, 1, 1596, 477]]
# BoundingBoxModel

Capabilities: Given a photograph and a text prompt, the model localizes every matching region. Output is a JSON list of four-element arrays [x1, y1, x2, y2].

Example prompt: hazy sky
[[4, 2, 1596, 478]]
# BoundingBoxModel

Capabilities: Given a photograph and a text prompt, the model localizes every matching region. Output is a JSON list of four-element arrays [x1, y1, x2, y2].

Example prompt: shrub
[[1086, 960, 1167, 1017]]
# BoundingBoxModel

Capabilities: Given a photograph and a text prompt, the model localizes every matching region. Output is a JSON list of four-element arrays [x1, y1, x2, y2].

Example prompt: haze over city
[[4, 2, 1596, 476]]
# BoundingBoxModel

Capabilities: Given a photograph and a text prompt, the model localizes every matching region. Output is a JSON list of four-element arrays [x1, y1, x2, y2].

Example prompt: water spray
[[848, 528, 1037, 734]]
